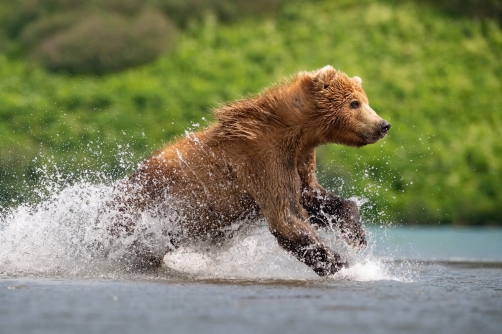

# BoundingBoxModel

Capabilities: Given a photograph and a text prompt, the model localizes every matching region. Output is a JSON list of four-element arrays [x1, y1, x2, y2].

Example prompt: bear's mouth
[[360, 134, 384, 145], [361, 129, 388, 144]]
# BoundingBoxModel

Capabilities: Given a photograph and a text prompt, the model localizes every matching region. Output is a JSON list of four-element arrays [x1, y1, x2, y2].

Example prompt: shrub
[[33, 10, 177, 74], [20, 12, 76, 49]]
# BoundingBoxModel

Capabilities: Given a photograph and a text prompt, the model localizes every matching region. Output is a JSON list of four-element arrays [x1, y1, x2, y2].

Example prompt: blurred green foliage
[[0, 0, 501, 225], [0, 0, 284, 73], [1, 0, 177, 74], [153, 0, 284, 26]]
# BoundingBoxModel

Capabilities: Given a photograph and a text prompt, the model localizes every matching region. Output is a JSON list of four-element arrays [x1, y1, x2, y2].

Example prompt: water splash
[[0, 161, 411, 282], [0, 181, 113, 277], [163, 223, 409, 282]]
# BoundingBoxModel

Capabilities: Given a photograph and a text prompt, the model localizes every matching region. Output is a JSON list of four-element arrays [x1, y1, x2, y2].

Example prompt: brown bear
[[101, 65, 391, 276]]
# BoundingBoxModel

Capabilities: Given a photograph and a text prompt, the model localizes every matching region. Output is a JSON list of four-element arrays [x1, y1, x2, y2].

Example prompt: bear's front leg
[[252, 191, 347, 276], [302, 189, 366, 248], [271, 228, 348, 276], [247, 159, 349, 276], [297, 149, 366, 247]]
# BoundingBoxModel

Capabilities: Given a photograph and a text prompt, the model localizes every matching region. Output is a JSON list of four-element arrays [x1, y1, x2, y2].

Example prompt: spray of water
[[0, 152, 411, 282]]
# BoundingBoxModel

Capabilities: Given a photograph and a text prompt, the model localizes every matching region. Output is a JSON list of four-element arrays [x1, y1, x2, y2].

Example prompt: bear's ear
[[313, 65, 336, 90], [351, 76, 362, 87]]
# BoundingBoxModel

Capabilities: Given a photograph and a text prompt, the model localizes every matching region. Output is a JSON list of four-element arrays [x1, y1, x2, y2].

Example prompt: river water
[[1, 181, 501, 334]]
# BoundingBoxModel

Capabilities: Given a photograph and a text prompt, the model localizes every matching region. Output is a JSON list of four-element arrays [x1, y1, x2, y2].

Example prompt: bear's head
[[309, 66, 390, 147]]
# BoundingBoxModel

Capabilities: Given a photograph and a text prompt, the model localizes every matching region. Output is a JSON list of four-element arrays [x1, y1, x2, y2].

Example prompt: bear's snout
[[380, 120, 391, 134]]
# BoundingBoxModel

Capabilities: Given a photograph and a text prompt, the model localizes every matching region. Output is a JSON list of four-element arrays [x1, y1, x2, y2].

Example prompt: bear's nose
[[380, 121, 391, 134]]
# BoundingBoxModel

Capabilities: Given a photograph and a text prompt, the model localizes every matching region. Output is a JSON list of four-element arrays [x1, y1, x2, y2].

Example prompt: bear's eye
[[350, 101, 360, 109], [323, 84, 329, 89]]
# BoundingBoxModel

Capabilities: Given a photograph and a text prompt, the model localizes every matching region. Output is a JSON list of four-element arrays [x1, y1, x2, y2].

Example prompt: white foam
[[164, 223, 318, 280]]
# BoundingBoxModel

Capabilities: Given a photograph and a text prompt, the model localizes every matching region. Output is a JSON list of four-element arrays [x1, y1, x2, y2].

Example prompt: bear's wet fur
[[103, 66, 391, 276]]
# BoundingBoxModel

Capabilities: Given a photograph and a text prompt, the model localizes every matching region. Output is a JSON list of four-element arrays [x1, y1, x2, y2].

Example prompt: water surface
[[1, 182, 501, 334]]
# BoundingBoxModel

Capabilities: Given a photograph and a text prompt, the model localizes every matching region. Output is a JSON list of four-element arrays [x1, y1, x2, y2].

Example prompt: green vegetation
[[1, 0, 501, 225]]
